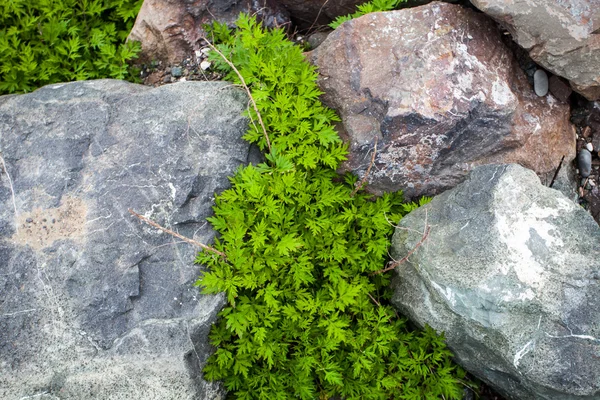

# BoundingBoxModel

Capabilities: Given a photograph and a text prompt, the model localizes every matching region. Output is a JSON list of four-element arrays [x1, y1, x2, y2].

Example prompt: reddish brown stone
[[310, 2, 575, 199], [548, 75, 572, 102], [128, 0, 290, 64]]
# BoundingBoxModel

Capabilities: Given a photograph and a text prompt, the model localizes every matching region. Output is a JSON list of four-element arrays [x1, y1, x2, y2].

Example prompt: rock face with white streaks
[[390, 164, 600, 399], [0, 80, 252, 399], [309, 2, 575, 199], [470, 0, 600, 100]]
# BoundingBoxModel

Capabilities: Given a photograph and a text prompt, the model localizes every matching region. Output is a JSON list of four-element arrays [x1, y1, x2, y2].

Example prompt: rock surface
[[0, 80, 252, 399], [128, 0, 290, 64], [390, 164, 600, 399], [470, 0, 600, 100], [310, 2, 575, 199]]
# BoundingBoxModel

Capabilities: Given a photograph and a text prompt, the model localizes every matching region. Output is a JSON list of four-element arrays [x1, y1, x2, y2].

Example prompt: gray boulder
[[0, 80, 251, 399], [470, 0, 600, 100], [390, 164, 600, 399]]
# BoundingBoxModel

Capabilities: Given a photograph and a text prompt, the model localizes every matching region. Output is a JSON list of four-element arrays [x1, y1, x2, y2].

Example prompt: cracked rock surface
[[0, 80, 252, 399], [390, 164, 600, 400], [309, 2, 575, 200]]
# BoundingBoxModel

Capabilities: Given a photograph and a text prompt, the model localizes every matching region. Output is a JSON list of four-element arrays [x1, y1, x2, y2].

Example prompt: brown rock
[[310, 2, 575, 199], [548, 75, 572, 102], [128, 0, 290, 64], [470, 0, 600, 100], [582, 126, 592, 139]]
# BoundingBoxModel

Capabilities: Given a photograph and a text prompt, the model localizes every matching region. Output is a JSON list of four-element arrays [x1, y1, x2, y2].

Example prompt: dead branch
[[128, 209, 227, 259], [350, 137, 378, 197], [201, 37, 272, 153], [0, 153, 18, 233], [372, 210, 430, 275], [548, 155, 565, 188]]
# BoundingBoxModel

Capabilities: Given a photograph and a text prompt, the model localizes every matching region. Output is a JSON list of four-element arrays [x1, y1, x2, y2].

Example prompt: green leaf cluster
[[329, 0, 408, 29], [0, 0, 143, 94], [196, 14, 467, 399]]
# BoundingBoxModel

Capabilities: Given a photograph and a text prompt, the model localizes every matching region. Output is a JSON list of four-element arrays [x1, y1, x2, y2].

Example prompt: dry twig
[[372, 209, 430, 275], [0, 153, 18, 233], [128, 209, 227, 259], [201, 37, 272, 152], [350, 137, 378, 197]]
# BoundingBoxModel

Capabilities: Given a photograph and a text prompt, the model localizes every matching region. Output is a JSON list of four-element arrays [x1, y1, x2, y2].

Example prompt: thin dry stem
[[372, 210, 430, 275], [201, 37, 272, 152], [350, 137, 378, 197], [128, 209, 227, 259], [0, 153, 18, 233]]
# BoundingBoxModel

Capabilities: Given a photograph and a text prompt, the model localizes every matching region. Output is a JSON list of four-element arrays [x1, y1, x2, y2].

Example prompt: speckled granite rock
[[0, 80, 251, 399], [390, 164, 600, 399], [310, 2, 575, 199]]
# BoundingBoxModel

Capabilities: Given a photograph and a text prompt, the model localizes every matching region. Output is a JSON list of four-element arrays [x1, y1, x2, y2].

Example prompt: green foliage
[[329, 0, 407, 29], [196, 14, 467, 399], [0, 0, 143, 94]]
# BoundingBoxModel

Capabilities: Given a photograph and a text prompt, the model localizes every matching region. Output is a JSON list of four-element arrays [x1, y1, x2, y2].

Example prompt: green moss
[[195, 14, 469, 399], [0, 0, 143, 94]]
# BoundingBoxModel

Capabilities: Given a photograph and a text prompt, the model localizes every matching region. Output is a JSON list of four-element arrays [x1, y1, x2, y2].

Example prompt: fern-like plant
[[195, 14, 469, 400], [0, 0, 143, 94], [329, 0, 407, 29]]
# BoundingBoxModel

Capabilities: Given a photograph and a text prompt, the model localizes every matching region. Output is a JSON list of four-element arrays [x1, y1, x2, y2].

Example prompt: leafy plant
[[330, 0, 407, 29], [0, 0, 143, 94], [195, 14, 468, 399]]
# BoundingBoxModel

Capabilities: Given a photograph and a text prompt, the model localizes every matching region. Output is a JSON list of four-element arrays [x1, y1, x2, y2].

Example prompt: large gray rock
[[390, 164, 600, 399], [0, 80, 251, 399], [470, 0, 600, 100], [310, 2, 575, 199]]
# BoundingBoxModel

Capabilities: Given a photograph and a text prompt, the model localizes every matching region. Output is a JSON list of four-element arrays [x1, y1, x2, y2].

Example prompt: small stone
[[578, 149, 592, 178], [582, 126, 592, 138], [26, 218, 33, 223], [179, 77, 187, 82], [200, 61, 211, 71], [162, 75, 172, 84], [533, 69, 549, 96], [171, 66, 183, 77], [586, 142, 594, 152], [548, 75, 572, 102], [195, 50, 202, 59], [201, 48, 211, 55]]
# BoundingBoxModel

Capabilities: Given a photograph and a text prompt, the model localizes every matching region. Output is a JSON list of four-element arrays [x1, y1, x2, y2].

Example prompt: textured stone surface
[[0, 80, 252, 399], [310, 2, 575, 199], [128, 0, 290, 64], [390, 164, 600, 399], [470, 0, 600, 100]]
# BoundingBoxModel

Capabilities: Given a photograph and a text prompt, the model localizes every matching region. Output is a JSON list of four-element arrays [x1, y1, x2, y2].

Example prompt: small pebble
[[26, 218, 33, 223], [195, 50, 202, 59], [578, 148, 592, 178], [201, 48, 211, 56], [179, 77, 187, 82], [534, 69, 549, 96], [200, 61, 211, 71], [171, 66, 183, 77], [162, 75, 172, 84], [586, 142, 594, 152]]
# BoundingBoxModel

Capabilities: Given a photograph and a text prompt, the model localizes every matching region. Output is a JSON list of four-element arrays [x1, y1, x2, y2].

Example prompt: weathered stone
[[578, 148, 592, 177], [470, 0, 600, 100], [548, 75, 572, 103], [533, 69, 549, 96], [310, 2, 575, 199], [584, 186, 600, 224], [128, 0, 290, 64], [390, 164, 600, 399], [0, 80, 252, 399]]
